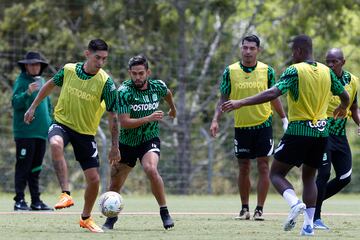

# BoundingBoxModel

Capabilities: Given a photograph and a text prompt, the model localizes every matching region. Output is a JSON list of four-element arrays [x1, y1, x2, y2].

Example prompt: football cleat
[[80, 217, 104, 233], [54, 193, 74, 209], [235, 208, 250, 220], [313, 219, 329, 230], [300, 224, 314, 236], [102, 216, 118, 230], [283, 201, 306, 231], [160, 207, 174, 229], [253, 209, 265, 221]]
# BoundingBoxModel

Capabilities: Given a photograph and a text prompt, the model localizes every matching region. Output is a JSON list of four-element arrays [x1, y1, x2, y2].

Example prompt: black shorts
[[119, 137, 161, 168], [48, 123, 100, 170], [274, 134, 328, 168], [322, 135, 352, 177], [234, 126, 274, 159]]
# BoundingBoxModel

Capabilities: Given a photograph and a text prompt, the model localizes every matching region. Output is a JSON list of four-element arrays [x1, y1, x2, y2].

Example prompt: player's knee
[[50, 141, 63, 156], [340, 175, 351, 187]]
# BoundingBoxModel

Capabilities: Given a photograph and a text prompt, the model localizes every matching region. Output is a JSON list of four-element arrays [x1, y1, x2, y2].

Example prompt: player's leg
[[314, 150, 331, 229], [255, 156, 269, 220], [73, 134, 103, 233], [103, 142, 136, 230], [233, 127, 254, 220], [48, 124, 72, 209], [14, 138, 34, 211], [323, 136, 352, 200], [141, 137, 174, 229], [253, 126, 272, 220], [237, 158, 251, 217], [28, 138, 52, 210]]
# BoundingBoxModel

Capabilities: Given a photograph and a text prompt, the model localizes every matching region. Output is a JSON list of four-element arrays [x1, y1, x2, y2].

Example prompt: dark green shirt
[[118, 79, 168, 146], [12, 72, 52, 140], [220, 62, 275, 129], [275, 62, 345, 137], [52, 62, 118, 112]]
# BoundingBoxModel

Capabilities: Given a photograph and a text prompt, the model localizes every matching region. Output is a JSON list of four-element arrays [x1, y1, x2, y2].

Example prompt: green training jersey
[[118, 79, 168, 146], [220, 61, 275, 129], [275, 62, 345, 137], [327, 71, 358, 136]]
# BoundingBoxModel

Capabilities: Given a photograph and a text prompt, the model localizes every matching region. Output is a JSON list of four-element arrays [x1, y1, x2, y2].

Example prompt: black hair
[[242, 34, 260, 47], [88, 39, 108, 52], [128, 55, 149, 70], [292, 34, 312, 54]]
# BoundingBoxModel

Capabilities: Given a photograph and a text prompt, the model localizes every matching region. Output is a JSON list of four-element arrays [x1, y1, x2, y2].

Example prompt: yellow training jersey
[[54, 63, 107, 135], [229, 61, 272, 127], [288, 62, 332, 123]]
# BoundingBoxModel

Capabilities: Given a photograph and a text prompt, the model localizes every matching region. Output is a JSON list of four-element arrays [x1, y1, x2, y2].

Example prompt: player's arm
[[221, 86, 282, 112], [349, 92, 360, 135], [102, 78, 121, 165], [210, 67, 230, 137], [221, 66, 295, 112], [24, 68, 64, 124], [24, 79, 57, 124], [330, 70, 350, 119], [164, 89, 177, 118], [119, 111, 164, 129], [268, 66, 288, 130]]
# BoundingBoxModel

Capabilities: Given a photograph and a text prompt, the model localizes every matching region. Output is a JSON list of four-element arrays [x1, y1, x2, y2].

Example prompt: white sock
[[282, 189, 299, 208], [303, 208, 315, 227]]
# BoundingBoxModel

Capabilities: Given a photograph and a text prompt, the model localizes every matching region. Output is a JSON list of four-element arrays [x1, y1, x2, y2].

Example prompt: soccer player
[[102, 55, 176, 230], [210, 34, 288, 221], [314, 48, 360, 230], [220, 35, 349, 236], [24, 39, 120, 233]]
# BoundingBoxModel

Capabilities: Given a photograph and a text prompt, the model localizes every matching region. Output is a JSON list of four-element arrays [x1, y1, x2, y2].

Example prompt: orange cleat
[[54, 193, 74, 209], [80, 217, 104, 233]]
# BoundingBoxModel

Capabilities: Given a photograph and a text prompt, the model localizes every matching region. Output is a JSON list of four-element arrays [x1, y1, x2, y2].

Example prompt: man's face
[[25, 63, 41, 76], [291, 45, 302, 63], [128, 64, 150, 89], [241, 40, 259, 64], [325, 53, 344, 74], [86, 50, 108, 71]]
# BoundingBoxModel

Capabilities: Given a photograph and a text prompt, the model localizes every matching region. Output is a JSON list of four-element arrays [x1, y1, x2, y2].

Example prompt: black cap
[[18, 51, 48, 75]]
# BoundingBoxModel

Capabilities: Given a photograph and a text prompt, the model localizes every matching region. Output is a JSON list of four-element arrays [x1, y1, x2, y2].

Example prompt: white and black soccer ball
[[98, 191, 124, 218]]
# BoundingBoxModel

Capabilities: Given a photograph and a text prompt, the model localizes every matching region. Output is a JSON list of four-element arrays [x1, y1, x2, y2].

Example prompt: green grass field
[[0, 193, 359, 239]]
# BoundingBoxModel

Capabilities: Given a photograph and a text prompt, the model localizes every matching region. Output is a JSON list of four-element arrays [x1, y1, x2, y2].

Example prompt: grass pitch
[[0, 193, 359, 240]]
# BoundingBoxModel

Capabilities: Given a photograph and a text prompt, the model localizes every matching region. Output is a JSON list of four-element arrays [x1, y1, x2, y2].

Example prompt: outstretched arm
[[24, 79, 56, 124], [221, 86, 282, 112]]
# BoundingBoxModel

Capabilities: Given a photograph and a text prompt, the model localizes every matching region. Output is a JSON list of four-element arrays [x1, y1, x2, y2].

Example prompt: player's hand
[[221, 100, 242, 112], [149, 110, 164, 121], [333, 105, 347, 119], [210, 120, 219, 138], [281, 117, 289, 132], [24, 107, 36, 124], [109, 146, 121, 166], [168, 107, 176, 118]]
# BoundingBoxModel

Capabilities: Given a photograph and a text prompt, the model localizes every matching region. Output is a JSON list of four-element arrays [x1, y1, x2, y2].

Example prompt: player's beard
[[134, 79, 147, 89]]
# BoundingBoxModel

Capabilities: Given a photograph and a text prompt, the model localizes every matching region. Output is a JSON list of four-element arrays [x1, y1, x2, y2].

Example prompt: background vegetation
[[1, 0, 360, 195]]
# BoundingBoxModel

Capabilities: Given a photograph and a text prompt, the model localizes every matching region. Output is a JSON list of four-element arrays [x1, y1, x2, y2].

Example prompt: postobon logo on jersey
[[131, 102, 159, 111], [67, 85, 96, 101], [237, 81, 266, 89]]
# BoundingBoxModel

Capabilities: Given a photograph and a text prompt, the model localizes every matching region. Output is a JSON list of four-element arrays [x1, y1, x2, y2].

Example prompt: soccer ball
[[98, 191, 124, 218]]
